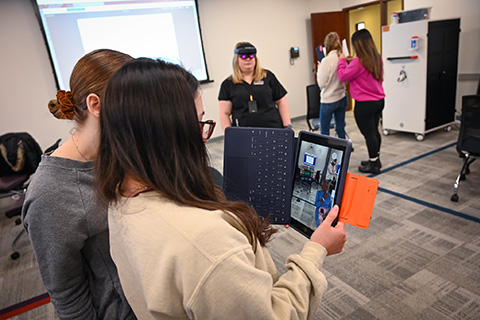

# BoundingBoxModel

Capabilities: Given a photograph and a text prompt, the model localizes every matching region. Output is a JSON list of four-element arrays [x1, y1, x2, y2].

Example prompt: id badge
[[248, 100, 258, 113]]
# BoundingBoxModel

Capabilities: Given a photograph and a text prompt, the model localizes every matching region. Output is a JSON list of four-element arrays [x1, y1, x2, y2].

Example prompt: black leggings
[[354, 99, 384, 159]]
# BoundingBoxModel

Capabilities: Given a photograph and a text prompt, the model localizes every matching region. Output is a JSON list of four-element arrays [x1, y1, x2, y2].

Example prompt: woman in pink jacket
[[337, 29, 385, 174]]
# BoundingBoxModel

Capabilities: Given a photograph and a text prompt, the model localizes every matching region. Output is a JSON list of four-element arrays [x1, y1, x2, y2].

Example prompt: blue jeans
[[320, 94, 348, 139]]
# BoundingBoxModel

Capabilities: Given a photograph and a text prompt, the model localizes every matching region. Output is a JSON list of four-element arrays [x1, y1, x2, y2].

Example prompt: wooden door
[[311, 11, 349, 65], [311, 11, 350, 109]]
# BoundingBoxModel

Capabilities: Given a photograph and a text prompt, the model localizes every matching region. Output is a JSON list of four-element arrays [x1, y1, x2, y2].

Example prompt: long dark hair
[[96, 58, 276, 248], [351, 29, 383, 81]]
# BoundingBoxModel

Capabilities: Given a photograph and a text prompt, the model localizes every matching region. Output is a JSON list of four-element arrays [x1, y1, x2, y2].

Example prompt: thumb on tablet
[[311, 205, 346, 256], [325, 205, 339, 223]]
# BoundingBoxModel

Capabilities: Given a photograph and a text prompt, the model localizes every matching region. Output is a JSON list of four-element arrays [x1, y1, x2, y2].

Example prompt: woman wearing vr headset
[[218, 42, 292, 132]]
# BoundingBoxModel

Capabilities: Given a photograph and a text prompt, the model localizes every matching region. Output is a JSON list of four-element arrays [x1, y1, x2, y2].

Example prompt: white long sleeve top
[[316, 50, 346, 103], [109, 191, 329, 320]]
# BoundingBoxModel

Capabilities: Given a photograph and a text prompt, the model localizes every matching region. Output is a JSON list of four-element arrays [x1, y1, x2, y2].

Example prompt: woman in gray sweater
[[22, 49, 136, 320]]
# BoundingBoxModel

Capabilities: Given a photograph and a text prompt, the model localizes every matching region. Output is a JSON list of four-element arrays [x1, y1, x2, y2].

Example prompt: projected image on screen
[[32, 0, 210, 89], [77, 14, 180, 60]]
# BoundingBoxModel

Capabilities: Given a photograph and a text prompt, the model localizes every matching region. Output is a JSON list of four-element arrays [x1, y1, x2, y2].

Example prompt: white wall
[[197, 0, 346, 139], [0, 0, 73, 150], [198, 0, 315, 138], [1, 0, 342, 147], [1, 0, 478, 149]]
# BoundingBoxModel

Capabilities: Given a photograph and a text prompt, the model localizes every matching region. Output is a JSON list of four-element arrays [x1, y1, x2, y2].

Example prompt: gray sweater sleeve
[[22, 159, 97, 320]]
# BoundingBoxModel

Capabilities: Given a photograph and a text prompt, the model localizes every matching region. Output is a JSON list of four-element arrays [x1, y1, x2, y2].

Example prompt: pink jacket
[[337, 57, 385, 102]]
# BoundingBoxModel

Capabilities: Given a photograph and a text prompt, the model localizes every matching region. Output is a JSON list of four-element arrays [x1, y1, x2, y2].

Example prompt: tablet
[[315, 45, 325, 62], [289, 131, 352, 237]]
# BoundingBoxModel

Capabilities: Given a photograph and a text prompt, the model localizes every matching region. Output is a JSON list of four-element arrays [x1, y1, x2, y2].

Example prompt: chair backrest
[[0, 174, 29, 193], [306, 84, 320, 131], [457, 95, 480, 156]]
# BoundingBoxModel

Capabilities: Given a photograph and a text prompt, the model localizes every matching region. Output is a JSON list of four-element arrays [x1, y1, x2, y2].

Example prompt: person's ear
[[86, 93, 101, 118]]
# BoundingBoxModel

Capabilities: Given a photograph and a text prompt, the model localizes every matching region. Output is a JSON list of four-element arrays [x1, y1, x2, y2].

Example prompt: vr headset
[[234, 44, 257, 55]]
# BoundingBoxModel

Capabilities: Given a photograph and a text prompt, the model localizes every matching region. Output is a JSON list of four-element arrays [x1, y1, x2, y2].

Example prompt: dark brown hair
[[96, 58, 276, 249], [49, 49, 132, 123], [351, 29, 383, 81]]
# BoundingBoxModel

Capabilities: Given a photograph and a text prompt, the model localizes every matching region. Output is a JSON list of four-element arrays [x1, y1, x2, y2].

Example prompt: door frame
[[343, 0, 404, 50]]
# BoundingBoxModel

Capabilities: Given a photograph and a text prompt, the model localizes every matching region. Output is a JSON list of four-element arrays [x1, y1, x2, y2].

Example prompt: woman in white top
[[316, 32, 348, 138], [96, 58, 347, 319]]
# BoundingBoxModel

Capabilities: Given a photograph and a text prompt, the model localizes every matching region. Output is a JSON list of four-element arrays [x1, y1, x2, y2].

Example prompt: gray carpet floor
[[1, 110, 479, 319]]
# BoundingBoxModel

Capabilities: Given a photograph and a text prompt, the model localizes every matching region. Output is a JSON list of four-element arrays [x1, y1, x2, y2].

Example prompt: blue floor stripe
[[378, 187, 480, 223], [367, 142, 457, 178], [358, 141, 479, 223], [292, 194, 315, 206]]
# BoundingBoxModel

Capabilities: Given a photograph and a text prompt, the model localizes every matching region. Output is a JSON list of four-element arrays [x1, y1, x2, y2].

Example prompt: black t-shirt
[[218, 70, 287, 128]]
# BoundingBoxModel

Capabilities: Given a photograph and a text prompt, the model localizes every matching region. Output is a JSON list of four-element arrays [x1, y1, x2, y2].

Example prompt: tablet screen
[[290, 132, 351, 237]]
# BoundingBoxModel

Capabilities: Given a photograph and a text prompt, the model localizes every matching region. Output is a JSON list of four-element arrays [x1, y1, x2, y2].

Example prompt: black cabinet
[[426, 19, 460, 130]]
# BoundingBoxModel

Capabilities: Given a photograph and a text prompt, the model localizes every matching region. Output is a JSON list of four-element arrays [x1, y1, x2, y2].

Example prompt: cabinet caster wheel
[[451, 194, 459, 202], [382, 129, 390, 136], [415, 134, 424, 141], [444, 126, 452, 132], [11, 252, 20, 260]]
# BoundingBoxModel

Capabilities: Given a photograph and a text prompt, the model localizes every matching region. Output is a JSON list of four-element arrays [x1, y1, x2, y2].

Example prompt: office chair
[[0, 174, 29, 259], [306, 84, 321, 131], [0, 134, 61, 259], [451, 95, 480, 202], [0, 174, 29, 222]]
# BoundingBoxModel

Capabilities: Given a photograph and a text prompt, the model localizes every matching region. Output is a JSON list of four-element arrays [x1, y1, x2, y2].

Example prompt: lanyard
[[244, 81, 255, 102]]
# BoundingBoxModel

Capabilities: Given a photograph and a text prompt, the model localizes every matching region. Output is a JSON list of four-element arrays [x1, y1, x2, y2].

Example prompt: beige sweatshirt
[[316, 50, 346, 103], [109, 191, 328, 320]]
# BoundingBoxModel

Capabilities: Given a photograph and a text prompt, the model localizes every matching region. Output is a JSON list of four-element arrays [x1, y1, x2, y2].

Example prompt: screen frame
[[289, 131, 352, 238], [31, 0, 59, 89], [29, 0, 212, 90]]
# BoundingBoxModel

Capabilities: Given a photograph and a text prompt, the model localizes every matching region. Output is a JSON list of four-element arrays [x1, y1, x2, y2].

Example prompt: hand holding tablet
[[290, 131, 378, 236], [315, 45, 326, 62], [290, 131, 352, 237], [310, 205, 346, 255]]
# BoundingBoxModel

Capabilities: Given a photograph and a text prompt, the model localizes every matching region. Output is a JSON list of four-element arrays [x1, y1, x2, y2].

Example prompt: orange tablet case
[[339, 173, 379, 228]]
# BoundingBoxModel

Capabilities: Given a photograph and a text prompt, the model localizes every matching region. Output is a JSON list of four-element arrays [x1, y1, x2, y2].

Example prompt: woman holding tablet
[[97, 58, 346, 319]]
